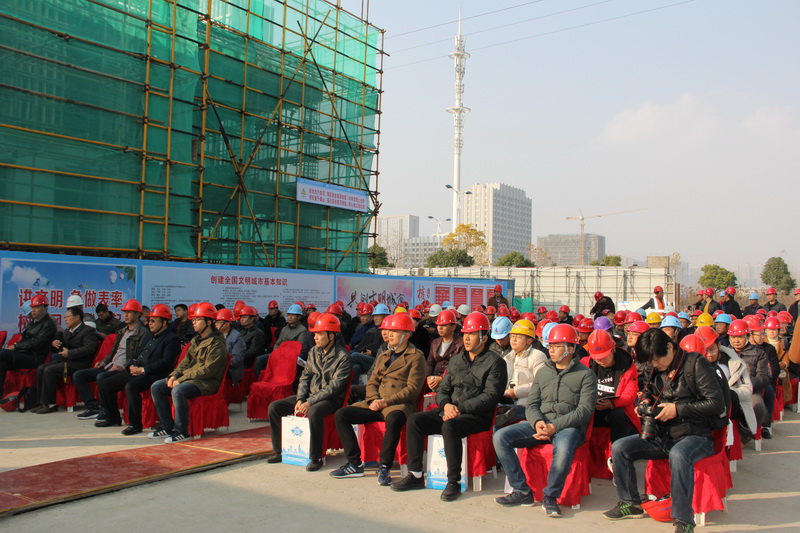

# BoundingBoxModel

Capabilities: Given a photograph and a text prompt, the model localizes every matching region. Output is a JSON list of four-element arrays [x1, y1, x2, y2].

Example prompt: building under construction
[[0, 0, 383, 272]]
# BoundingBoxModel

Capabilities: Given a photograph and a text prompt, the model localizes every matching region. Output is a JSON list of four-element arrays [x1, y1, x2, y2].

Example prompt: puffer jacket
[[645, 350, 726, 440], [527, 357, 597, 433], [719, 345, 757, 433], [297, 344, 352, 406], [13, 313, 57, 363], [436, 345, 507, 423]]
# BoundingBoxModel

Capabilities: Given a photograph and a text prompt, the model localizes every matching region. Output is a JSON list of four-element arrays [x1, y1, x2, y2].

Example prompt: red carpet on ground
[[0, 427, 272, 517]]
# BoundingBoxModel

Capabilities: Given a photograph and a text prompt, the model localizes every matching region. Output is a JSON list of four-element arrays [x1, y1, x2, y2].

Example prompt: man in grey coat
[[492, 323, 597, 518]]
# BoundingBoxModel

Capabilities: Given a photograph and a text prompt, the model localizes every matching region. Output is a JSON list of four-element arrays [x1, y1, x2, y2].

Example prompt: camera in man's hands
[[637, 393, 661, 441]]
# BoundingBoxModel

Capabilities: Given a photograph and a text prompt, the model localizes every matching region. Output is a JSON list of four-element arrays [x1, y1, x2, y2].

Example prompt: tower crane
[[566, 208, 647, 265]]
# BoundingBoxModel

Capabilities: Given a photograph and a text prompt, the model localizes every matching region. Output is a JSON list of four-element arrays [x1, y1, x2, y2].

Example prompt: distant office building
[[403, 235, 444, 267], [376, 215, 419, 266], [537, 233, 606, 266], [461, 183, 532, 262]]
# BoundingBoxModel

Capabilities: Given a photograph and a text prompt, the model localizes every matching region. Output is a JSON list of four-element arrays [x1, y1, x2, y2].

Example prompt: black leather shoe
[[36, 405, 59, 414], [305, 459, 324, 472], [391, 473, 425, 492], [440, 481, 462, 502], [266, 454, 282, 464], [95, 418, 121, 427], [121, 426, 142, 436]]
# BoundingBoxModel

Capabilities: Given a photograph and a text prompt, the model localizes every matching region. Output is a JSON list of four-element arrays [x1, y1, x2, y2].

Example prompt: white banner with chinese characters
[[296, 177, 369, 213]]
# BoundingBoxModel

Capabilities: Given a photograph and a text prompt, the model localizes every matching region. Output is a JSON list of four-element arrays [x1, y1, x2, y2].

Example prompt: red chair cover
[[3, 335, 31, 395], [185, 356, 231, 437], [727, 420, 743, 462], [518, 424, 593, 507], [357, 389, 426, 465], [246, 341, 302, 419], [0, 331, 7, 349], [269, 327, 278, 349], [121, 388, 158, 429], [645, 428, 732, 515], [224, 367, 255, 405], [319, 373, 354, 458], [773, 384, 785, 421], [57, 336, 111, 409], [791, 378, 798, 405], [587, 425, 613, 480]]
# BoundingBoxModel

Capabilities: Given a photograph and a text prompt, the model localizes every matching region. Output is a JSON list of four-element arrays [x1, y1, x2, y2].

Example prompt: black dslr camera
[[637, 393, 661, 441]]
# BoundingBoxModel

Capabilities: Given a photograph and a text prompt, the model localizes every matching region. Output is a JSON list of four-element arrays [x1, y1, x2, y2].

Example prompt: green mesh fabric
[[0, 0, 381, 272]]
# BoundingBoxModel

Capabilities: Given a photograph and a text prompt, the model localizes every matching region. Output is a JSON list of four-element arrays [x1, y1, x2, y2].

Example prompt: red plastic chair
[[185, 356, 231, 437], [518, 423, 594, 508], [56, 338, 105, 411], [645, 428, 732, 526], [247, 341, 302, 420]]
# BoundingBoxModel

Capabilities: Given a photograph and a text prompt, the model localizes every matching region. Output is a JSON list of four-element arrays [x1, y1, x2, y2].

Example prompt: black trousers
[[125, 374, 162, 429], [37, 360, 86, 405], [334, 405, 407, 466], [268, 395, 339, 461], [593, 407, 637, 442], [0, 349, 39, 394], [406, 409, 490, 483]]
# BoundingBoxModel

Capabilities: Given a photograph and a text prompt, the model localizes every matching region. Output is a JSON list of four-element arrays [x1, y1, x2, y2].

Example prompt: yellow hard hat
[[645, 312, 662, 325], [509, 319, 536, 337], [696, 312, 714, 328], [394, 307, 408, 314]]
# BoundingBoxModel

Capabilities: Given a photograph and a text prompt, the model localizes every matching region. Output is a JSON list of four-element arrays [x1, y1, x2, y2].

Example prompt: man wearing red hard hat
[[764, 287, 787, 314], [487, 284, 509, 309], [719, 287, 742, 319], [641, 286, 667, 315]]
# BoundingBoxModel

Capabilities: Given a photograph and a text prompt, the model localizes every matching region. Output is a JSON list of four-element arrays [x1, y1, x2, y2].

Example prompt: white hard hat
[[457, 304, 470, 316], [66, 294, 84, 308], [428, 304, 443, 317]]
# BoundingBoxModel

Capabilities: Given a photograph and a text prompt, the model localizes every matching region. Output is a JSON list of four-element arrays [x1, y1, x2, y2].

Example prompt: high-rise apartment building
[[461, 183, 532, 262], [537, 234, 606, 266], [376, 215, 419, 266]]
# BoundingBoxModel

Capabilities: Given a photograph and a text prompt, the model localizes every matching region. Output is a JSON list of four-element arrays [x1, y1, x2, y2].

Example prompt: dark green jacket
[[171, 330, 228, 395]]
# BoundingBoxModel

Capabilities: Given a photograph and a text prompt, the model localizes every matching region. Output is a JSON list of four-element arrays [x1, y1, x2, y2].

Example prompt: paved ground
[[2, 405, 800, 532]]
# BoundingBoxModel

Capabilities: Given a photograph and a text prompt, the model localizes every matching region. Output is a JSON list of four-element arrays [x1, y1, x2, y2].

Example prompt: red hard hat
[[497, 307, 510, 317], [436, 310, 458, 325], [576, 318, 595, 333], [654, 286, 663, 293], [473, 304, 484, 312], [756, 309, 767, 316], [150, 304, 173, 320], [728, 319, 750, 337], [572, 313, 585, 326], [415, 304, 424, 311], [547, 324, 579, 345], [690, 309, 702, 317], [680, 334, 707, 356], [122, 299, 143, 313], [239, 305, 258, 317], [192, 302, 217, 320], [387, 313, 415, 332], [624, 312, 643, 324], [642, 498, 673, 522], [369, 300, 378, 307], [778, 311, 793, 324], [336, 300, 345, 307], [305, 303, 317, 311], [1, 392, 20, 412], [614, 311, 627, 325], [694, 326, 719, 348], [409, 309, 422, 320], [766, 287, 777, 295], [559, 305, 570, 314], [312, 312, 341, 333], [704, 288, 714, 297], [485, 306, 497, 315], [326, 303, 343, 316], [30, 294, 49, 307], [494, 284, 502, 292], [712, 310, 724, 318], [268, 300, 279, 309], [764, 317, 781, 330], [307, 311, 322, 331], [587, 330, 615, 359], [745, 316, 765, 332], [766, 310, 778, 318], [509, 309, 521, 322], [379, 315, 395, 330], [187, 303, 198, 318], [628, 321, 650, 334], [725, 286, 736, 296], [594, 291, 604, 301], [215, 308, 235, 322], [521, 312, 538, 323], [461, 312, 491, 333], [233, 301, 246, 315], [294, 301, 305, 310], [537, 306, 547, 314], [545, 310, 559, 322], [535, 319, 552, 338], [359, 304, 374, 316], [696, 289, 705, 296], [666, 311, 678, 318]]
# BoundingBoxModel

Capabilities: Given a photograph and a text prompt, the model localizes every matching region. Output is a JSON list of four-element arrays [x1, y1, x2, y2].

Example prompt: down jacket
[[527, 357, 597, 434], [436, 344, 507, 424]]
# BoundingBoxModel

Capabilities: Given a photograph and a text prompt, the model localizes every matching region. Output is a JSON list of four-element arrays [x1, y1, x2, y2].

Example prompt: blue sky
[[343, 0, 799, 273]]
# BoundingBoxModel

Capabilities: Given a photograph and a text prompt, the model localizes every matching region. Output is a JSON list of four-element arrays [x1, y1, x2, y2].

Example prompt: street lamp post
[[445, 184, 472, 231], [427, 215, 452, 236]]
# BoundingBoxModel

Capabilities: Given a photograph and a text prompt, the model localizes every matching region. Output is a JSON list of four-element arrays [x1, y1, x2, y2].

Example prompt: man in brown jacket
[[331, 313, 425, 486], [149, 302, 227, 443]]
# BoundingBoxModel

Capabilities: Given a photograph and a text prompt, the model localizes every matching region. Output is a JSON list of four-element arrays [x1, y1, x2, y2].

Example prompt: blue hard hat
[[287, 304, 303, 315], [748, 292, 759, 300], [714, 313, 732, 325], [542, 322, 557, 348], [678, 311, 691, 320], [491, 316, 513, 340], [660, 315, 682, 329], [442, 301, 452, 309], [635, 308, 646, 317], [373, 303, 391, 315]]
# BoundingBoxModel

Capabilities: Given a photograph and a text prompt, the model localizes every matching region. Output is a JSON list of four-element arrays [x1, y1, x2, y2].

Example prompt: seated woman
[[496, 319, 547, 427]]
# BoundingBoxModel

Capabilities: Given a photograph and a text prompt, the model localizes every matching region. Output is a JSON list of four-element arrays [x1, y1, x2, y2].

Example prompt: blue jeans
[[612, 434, 713, 526], [350, 352, 375, 379], [151, 378, 202, 436], [493, 422, 585, 499]]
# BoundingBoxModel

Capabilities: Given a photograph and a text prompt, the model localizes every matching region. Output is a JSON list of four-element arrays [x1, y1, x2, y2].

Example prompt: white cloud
[[9, 266, 48, 288]]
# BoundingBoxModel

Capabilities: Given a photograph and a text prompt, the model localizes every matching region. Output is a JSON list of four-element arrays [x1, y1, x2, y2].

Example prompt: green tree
[[698, 264, 737, 289], [495, 251, 534, 267], [589, 255, 622, 266], [426, 248, 474, 268], [370, 244, 393, 268], [761, 257, 796, 294]]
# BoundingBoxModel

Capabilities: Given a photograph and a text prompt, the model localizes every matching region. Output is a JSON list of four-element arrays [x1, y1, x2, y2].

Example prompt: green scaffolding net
[[0, 0, 383, 272]]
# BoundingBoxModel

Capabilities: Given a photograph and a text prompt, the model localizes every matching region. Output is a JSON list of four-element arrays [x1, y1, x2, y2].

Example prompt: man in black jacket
[[603, 329, 726, 533], [0, 294, 57, 396], [33, 307, 97, 413], [719, 287, 742, 319], [392, 312, 507, 502]]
